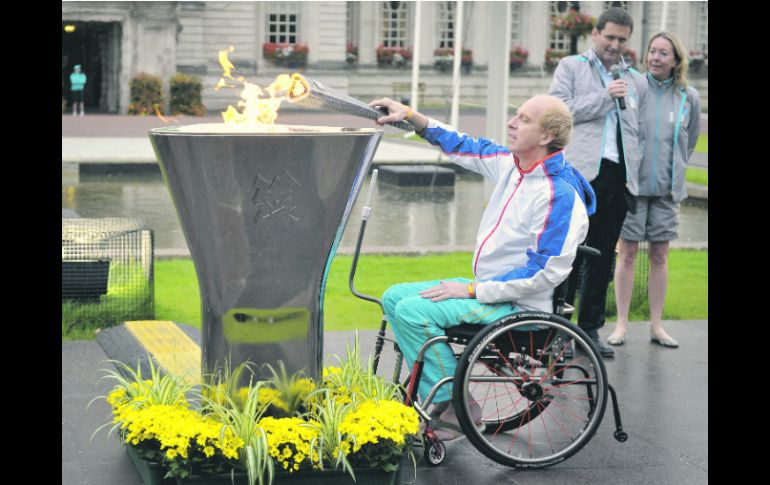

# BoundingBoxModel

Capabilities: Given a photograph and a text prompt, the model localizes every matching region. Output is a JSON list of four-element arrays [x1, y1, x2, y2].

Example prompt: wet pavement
[[63, 320, 708, 485]]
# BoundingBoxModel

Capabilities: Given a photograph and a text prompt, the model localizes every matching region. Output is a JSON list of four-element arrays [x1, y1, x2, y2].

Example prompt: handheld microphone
[[610, 65, 626, 110]]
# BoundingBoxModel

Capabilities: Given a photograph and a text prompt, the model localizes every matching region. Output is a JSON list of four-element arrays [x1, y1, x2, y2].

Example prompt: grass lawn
[[64, 251, 706, 339], [695, 134, 708, 153], [685, 167, 708, 185], [153, 250, 705, 331]]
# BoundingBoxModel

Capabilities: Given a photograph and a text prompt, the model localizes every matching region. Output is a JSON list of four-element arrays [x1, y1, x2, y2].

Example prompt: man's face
[[507, 97, 550, 155], [592, 22, 632, 67]]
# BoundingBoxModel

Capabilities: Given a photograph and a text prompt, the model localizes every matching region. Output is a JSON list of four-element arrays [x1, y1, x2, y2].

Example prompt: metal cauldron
[[150, 124, 382, 382]]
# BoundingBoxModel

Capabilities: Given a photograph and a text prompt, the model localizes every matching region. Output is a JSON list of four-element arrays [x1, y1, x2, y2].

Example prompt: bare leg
[[648, 241, 676, 343], [609, 239, 638, 343]]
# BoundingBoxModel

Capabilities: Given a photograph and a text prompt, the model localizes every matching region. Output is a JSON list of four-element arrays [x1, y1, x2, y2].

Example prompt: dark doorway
[[62, 21, 121, 113]]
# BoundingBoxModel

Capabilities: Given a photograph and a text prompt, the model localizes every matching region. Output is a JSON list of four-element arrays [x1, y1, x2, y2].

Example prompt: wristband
[[405, 107, 413, 120], [468, 282, 476, 298]]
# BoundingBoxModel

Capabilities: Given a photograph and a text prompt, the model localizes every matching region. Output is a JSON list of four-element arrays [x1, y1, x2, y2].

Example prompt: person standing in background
[[608, 32, 700, 349], [70, 64, 87, 116], [549, 7, 648, 358]]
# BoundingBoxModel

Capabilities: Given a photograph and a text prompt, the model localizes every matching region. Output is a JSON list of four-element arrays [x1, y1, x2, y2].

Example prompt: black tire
[[452, 312, 608, 468], [424, 439, 446, 466]]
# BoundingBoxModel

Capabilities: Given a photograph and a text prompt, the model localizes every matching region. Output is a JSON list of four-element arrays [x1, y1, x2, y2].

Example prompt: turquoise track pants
[[382, 278, 520, 403]]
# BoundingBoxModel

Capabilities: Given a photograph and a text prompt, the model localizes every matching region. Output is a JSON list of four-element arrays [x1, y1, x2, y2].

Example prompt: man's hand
[[420, 281, 473, 302], [368, 97, 409, 125], [607, 79, 628, 100]]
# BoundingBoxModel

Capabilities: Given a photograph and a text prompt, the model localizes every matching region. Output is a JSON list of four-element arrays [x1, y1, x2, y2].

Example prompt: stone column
[[522, 1, 549, 69], [132, 2, 180, 114], [358, 2, 377, 66], [305, 1, 347, 68]]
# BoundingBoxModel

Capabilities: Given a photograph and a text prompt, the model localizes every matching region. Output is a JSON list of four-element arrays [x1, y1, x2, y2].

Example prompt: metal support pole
[[410, 0, 422, 113], [450, 0, 464, 129], [485, 1, 512, 145]]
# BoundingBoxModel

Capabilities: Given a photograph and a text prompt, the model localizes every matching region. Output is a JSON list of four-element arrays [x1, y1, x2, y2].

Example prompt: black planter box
[[62, 259, 111, 301]]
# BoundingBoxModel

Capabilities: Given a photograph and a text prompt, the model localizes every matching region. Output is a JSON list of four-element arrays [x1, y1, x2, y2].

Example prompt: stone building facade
[[62, 1, 708, 114]]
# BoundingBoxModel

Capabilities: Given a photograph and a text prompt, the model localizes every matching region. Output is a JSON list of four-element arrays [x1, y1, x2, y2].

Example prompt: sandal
[[650, 335, 679, 348], [607, 333, 626, 346]]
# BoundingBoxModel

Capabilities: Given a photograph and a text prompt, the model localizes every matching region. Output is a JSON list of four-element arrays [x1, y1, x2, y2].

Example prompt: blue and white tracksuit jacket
[[383, 118, 596, 402]]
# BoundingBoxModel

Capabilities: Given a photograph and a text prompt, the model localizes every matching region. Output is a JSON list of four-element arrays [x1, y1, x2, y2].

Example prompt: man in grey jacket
[[549, 7, 647, 358]]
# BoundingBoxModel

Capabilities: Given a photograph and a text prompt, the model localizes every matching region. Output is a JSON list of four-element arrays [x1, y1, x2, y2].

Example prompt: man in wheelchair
[[370, 94, 596, 440]]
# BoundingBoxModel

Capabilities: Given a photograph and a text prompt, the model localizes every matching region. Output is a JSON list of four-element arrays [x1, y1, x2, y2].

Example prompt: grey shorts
[[620, 195, 680, 242]]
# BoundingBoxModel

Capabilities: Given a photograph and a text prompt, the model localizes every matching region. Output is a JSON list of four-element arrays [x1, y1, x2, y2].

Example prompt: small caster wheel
[[614, 430, 628, 442], [424, 440, 446, 465]]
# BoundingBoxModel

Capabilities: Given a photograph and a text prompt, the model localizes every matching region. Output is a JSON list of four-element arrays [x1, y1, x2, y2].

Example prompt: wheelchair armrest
[[577, 245, 601, 258]]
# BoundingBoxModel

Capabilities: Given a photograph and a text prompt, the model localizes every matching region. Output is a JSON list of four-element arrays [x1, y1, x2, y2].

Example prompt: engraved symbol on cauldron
[[251, 170, 302, 224]]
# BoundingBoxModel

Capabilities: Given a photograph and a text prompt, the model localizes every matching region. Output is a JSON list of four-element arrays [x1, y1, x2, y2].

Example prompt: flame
[[215, 46, 307, 130], [153, 104, 179, 123]]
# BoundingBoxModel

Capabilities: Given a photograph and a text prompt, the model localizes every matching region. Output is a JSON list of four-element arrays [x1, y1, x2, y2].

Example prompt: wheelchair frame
[[348, 170, 627, 468]]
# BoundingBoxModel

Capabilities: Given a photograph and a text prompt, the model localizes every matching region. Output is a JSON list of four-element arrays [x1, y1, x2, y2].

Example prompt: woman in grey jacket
[[609, 32, 701, 348]]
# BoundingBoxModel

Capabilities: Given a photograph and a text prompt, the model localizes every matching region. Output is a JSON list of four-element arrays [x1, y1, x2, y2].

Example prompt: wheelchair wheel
[[452, 312, 608, 468], [423, 439, 446, 466]]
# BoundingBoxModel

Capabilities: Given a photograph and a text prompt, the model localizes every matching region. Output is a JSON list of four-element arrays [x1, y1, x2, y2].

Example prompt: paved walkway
[[63, 320, 708, 485]]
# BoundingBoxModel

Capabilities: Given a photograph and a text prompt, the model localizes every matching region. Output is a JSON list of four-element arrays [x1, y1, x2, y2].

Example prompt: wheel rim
[[460, 319, 607, 466], [426, 442, 445, 464]]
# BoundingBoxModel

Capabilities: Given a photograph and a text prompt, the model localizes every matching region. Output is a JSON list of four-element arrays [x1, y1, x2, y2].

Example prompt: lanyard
[[670, 86, 688, 193]]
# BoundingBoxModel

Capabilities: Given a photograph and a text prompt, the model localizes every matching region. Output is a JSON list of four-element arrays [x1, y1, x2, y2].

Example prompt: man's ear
[[540, 132, 555, 148]]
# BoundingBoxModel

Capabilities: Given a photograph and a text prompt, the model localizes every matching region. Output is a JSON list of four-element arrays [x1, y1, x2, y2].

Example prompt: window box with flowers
[[461, 48, 473, 73], [376, 45, 412, 69], [551, 9, 596, 39], [263, 43, 309, 68], [551, 9, 596, 55], [545, 48, 569, 71], [346, 43, 358, 65], [510, 46, 529, 71], [94, 340, 419, 485], [688, 49, 706, 73], [433, 48, 453, 72], [433, 48, 473, 73]]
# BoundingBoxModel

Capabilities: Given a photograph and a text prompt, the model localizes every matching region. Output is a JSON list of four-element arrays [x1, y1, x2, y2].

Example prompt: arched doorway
[[62, 21, 121, 113]]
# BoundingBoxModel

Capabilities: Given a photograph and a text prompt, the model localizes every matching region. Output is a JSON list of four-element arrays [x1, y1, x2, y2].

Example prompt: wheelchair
[[348, 170, 627, 469]]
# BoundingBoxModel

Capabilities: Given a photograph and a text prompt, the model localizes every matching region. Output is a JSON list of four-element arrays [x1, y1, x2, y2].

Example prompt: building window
[[510, 1, 522, 47], [347, 1, 360, 47], [549, 2, 571, 52], [697, 2, 708, 52], [604, 1, 629, 10], [381, 1, 408, 47], [437, 2, 455, 48], [266, 3, 299, 44]]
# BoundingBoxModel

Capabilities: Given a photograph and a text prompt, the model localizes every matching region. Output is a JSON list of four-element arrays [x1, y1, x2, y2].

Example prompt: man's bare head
[[508, 95, 572, 159]]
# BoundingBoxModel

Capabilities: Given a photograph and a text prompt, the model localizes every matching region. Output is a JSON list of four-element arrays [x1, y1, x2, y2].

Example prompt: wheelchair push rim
[[453, 312, 609, 468]]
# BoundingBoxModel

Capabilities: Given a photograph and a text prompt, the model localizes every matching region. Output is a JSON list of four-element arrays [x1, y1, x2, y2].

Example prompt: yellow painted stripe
[[124, 321, 201, 385]]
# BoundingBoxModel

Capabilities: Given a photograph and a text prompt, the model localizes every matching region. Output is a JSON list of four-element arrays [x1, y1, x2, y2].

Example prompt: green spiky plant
[[324, 333, 402, 404], [199, 370, 274, 485], [90, 357, 195, 438], [303, 395, 355, 478], [263, 361, 315, 417]]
